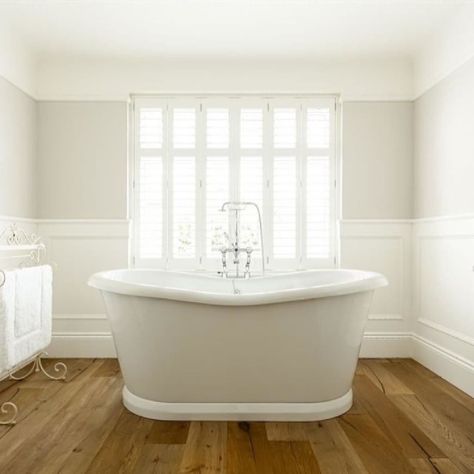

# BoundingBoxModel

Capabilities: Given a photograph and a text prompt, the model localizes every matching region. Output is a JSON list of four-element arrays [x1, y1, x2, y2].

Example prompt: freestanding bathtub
[[88, 269, 387, 421]]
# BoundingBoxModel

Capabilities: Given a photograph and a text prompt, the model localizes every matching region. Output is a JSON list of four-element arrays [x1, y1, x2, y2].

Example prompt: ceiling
[[0, 0, 471, 62]]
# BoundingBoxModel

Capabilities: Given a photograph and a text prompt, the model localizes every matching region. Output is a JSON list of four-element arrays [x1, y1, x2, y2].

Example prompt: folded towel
[[0, 265, 52, 378]]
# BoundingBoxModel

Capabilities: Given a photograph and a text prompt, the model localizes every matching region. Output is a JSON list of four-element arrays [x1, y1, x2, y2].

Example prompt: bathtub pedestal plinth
[[122, 386, 353, 422]]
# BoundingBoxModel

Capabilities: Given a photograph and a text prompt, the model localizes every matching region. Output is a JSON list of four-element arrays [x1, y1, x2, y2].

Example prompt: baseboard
[[47, 333, 116, 358], [360, 332, 412, 358], [47, 331, 412, 359], [46, 331, 473, 397], [411, 334, 474, 397]]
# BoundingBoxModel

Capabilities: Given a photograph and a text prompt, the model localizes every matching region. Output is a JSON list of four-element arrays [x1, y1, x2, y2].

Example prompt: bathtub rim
[[122, 385, 353, 421], [88, 268, 387, 306]]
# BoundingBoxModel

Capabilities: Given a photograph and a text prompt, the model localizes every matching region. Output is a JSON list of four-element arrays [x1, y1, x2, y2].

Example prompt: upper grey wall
[[342, 101, 413, 219], [38, 102, 128, 219], [414, 57, 474, 218], [0, 76, 37, 218], [36, 100, 413, 221]]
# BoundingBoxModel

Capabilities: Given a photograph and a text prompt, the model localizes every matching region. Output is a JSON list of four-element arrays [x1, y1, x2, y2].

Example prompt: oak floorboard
[[226, 422, 258, 474], [338, 413, 416, 473], [131, 444, 186, 474], [306, 420, 368, 474], [0, 358, 472, 474], [147, 421, 191, 445], [0, 359, 101, 469], [178, 421, 227, 473], [353, 374, 445, 460]]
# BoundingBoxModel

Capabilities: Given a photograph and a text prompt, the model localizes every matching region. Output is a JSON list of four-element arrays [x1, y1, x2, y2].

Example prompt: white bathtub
[[88, 269, 387, 421]]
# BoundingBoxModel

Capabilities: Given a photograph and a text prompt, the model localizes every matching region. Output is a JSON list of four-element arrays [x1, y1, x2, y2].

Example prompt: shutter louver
[[306, 156, 330, 258], [273, 108, 296, 149], [173, 156, 195, 258], [139, 108, 163, 149], [173, 108, 196, 149], [307, 108, 330, 148], [206, 108, 229, 149], [240, 109, 263, 149], [273, 156, 296, 258], [206, 156, 229, 257]]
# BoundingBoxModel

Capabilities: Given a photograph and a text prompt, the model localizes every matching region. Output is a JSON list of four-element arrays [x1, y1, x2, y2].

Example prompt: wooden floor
[[0, 359, 473, 473]]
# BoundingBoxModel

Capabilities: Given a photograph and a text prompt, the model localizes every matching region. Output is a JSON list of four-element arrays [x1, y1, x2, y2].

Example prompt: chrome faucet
[[218, 201, 265, 279]]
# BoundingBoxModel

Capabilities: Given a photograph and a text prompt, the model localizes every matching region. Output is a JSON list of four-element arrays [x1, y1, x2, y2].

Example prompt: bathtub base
[[123, 386, 353, 421]]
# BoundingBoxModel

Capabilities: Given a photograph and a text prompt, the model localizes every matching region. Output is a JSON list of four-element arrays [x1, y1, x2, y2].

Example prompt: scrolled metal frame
[[0, 353, 68, 425], [0, 224, 68, 425]]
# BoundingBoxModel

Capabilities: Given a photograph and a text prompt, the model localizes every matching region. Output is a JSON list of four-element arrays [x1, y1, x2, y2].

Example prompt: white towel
[[0, 265, 52, 378]]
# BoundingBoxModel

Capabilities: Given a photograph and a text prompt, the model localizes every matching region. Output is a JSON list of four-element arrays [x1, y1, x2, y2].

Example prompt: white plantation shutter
[[306, 157, 330, 258], [273, 156, 297, 259], [240, 156, 263, 252], [307, 108, 330, 148], [138, 156, 163, 258], [240, 109, 263, 149], [172, 156, 195, 258], [206, 108, 229, 149], [273, 108, 297, 148], [173, 108, 196, 149], [133, 96, 336, 269], [139, 108, 163, 149], [206, 156, 229, 257]]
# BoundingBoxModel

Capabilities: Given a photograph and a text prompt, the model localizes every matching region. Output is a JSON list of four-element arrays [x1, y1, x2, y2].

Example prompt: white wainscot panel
[[39, 220, 129, 315], [418, 237, 474, 342], [412, 216, 474, 396], [340, 221, 411, 327]]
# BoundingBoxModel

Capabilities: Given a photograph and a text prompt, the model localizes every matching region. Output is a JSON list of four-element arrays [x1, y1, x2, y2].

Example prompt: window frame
[[130, 94, 340, 271]]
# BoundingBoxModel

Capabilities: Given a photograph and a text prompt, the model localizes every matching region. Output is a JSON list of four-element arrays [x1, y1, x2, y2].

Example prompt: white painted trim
[[53, 313, 107, 321], [0, 214, 37, 224], [368, 314, 403, 321], [47, 332, 116, 358], [413, 213, 474, 224], [46, 330, 412, 359], [360, 332, 412, 358], [37, 218, 129, 224], [341, 218, 413, 224], [343, 214, 474, 224], [411, 334, 474, 397], [418, 318, 474, 347], [123, 386, 353, 422]]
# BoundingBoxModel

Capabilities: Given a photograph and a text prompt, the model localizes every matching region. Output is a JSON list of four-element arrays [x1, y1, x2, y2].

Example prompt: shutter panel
[[307, 107, 330, 148], [240, 156, 263, 251], [273, 156, 297, 258], [306, 156, 330, 258], [138, 156, 163, 258], [173, 108, 196, 149], [139, 108, 163, 149], [172, 156, 195, 258], [206, 156, 229, 257], [273, 108, 296, 149], [206, 108, 229, 149], [240, 109, 263, 149]]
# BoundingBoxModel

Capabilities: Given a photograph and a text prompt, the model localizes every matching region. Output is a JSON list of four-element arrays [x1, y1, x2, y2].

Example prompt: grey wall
[[414, 57, 474, 218], [35, 100, 413, 220], [342, 101, 413, 219], [0, 76, 37, 217], [37, 101, 128, 219]]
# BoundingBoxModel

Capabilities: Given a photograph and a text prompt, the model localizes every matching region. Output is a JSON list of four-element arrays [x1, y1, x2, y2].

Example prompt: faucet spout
[[217, 201, 265, 278]]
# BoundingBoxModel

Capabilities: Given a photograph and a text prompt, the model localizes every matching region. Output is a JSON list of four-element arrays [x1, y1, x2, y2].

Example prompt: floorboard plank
[[179, 421, 227, 473], [306, 420, 368, 474], [0, 358, 472, 474]]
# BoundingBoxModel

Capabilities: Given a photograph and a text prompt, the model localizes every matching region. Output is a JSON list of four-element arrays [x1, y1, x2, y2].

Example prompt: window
[[132, 96, 337, 270]]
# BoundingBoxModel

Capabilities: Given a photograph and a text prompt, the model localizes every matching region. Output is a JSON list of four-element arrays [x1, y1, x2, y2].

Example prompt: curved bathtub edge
[[122, 386, 353, 422]]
